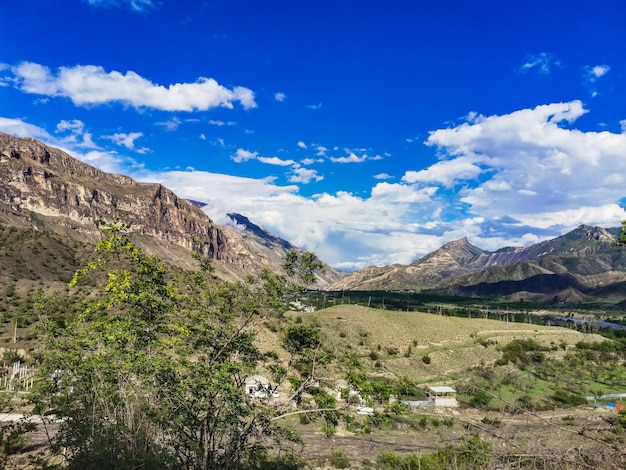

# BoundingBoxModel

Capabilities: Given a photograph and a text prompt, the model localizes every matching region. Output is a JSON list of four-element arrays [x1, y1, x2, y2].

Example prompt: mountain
[[0, 132, 341, 287], [327, 225, 626, 302]]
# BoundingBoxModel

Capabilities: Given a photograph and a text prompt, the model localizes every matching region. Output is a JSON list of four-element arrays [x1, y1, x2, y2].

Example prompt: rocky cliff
[[0, 132, 341, 283]]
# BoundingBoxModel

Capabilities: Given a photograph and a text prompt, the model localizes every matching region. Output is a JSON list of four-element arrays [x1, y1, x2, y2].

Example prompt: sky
[[1, 0, 626, 271]]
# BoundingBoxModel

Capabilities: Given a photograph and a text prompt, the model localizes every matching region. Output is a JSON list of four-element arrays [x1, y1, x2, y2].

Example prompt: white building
[[428, 386, 458, 407]]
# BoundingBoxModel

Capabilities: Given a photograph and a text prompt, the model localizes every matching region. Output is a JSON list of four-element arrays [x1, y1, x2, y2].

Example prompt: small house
[[428, 386, 458, 407], [245, 375, 270, 397]]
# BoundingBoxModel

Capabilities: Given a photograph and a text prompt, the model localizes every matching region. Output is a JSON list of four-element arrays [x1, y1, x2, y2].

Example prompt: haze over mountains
[[2, 131, 626, 304]]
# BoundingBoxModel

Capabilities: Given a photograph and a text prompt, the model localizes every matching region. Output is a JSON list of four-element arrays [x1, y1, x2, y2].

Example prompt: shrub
[[329, 448, 351, 468], [422, 354, 431, 364]]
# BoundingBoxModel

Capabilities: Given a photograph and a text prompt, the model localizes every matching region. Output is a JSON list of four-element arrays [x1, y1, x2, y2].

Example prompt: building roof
[[245, 375, 270, 385], [429, 386, 456, 394]]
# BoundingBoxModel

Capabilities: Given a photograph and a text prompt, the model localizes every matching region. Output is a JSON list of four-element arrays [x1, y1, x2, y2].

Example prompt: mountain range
[[2, 131, 626, 304], [328, 225, 626, 303]]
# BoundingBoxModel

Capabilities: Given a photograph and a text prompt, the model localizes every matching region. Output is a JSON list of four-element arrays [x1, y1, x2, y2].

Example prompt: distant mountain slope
[[328, 225, 626, 302], [223, 213, 342, 288]]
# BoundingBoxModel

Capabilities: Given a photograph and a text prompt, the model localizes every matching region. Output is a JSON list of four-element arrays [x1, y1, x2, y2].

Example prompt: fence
[[0, 361, 36, 392]]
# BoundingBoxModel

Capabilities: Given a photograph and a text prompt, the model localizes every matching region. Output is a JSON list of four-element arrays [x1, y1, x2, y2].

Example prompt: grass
[[291, 304, 606, 382]]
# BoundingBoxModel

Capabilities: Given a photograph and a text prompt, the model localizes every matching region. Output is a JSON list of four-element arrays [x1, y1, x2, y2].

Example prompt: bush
[[553, 389, 587, 406], [422, 354, 431, 364], [329, 448, 351, 468]]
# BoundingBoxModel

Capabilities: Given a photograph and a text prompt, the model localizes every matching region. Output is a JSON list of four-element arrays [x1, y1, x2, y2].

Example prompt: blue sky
[[2, 0, 626, 270]]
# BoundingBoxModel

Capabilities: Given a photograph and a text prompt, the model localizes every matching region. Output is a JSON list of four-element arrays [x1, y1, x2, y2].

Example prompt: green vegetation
[[25, 220, 321, 469]]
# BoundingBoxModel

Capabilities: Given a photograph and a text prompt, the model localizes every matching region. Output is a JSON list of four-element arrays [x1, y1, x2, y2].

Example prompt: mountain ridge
[[328, 225, 626, 302], [0, 132, 342, 286]]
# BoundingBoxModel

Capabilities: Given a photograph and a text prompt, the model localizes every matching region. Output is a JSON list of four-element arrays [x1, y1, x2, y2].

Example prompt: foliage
[[496, 338, 546, 368], [283, 250, 325, 285], [0, 394, 36, 470], [375, 437, 492, 469], [33, 220, 313, 469]]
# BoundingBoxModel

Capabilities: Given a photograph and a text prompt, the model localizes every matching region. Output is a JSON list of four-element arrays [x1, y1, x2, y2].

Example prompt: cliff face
[[0, 133, 265, 271]]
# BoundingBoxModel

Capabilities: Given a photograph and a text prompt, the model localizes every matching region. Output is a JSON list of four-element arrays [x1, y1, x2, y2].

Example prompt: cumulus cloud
[[587, 64, 610, 80], [329, 151, 368, 163], [274, 92, 286, 102], [258, 156, 296, 166], [297, 140, 307, 149], [423, 100, 626, 228], [374, 173, 393, 180], [103, 132, 145, 150], [232, 148, 258, 163], [56, 119, 85, 135], [4, 101, 626, 271], [11, 62, 257, 111], [209, 119, 235, 127], [402, 157, 483, 187], [288, 167, 323, 184]]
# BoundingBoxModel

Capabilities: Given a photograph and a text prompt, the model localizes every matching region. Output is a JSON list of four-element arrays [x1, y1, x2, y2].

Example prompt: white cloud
[[306, 102, 322, 110], [5, 102, 626, 271], [297, 140, 307, 149], [11, 62, 257, 111], [155, 117, 182, 131], [584, 64, 611, 97], [424, 100, 626, 226], [258, 156, 296, 166], [56, 119, 84, 134], [402, 157, 483, 187], [374, 173, 393, 180], [0, 117, 52, 140], [301, 158, 323, 165], [371, 182, 437, 203], [588, 64, 610, 80], [329, 151, 367, 163], [209, 119, 235, 127], [621, 119, 626, 134], [520, 52, 555, 74], [288, 167, 323, 184], [232, 148, 258, 163], [274, 92, 286, 102], [103, 132, 144, 150]]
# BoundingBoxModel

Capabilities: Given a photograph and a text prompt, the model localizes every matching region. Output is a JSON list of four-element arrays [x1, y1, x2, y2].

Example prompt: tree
[[283, 250, 325, 286], [34, 221, 303, 469]]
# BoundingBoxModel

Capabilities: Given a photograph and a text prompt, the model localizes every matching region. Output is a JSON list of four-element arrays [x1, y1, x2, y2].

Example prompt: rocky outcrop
[[0, 133, 275, 273]]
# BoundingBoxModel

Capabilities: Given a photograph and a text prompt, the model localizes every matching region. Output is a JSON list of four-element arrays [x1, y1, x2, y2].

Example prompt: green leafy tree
[[33, 221, 302, 469], [283, 250, 325, 286]]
